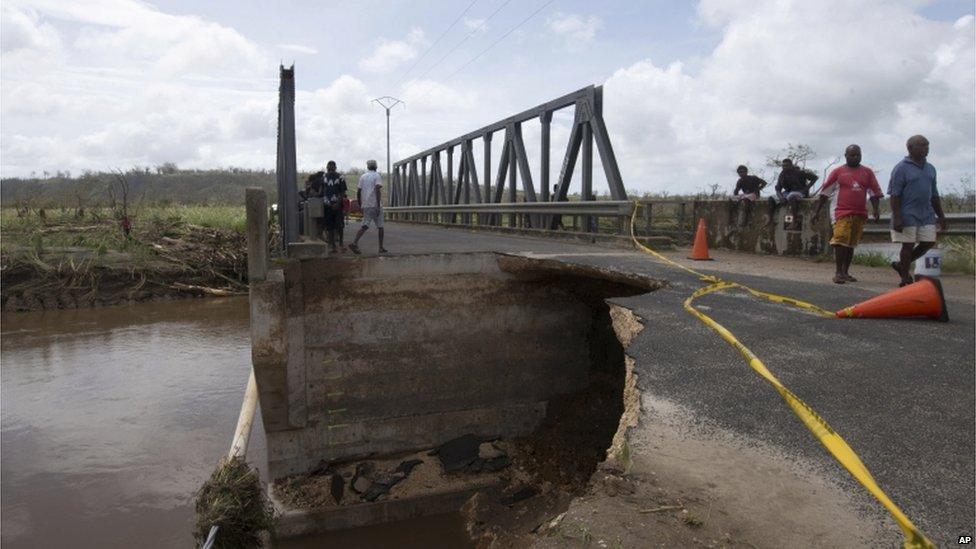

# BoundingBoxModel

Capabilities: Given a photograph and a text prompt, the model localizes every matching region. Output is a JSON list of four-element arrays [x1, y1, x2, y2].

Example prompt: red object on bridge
[[345, 198, 361, 214], [688, 218, 712, 261], [835, 275, 948, 322]]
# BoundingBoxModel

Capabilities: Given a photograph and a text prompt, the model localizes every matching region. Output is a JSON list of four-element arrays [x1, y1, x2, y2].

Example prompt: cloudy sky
[[2, 0, 974, 195]]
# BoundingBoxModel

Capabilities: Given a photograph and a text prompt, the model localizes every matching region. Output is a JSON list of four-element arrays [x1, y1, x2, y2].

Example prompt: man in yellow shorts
[[813, 144, 882, 284]]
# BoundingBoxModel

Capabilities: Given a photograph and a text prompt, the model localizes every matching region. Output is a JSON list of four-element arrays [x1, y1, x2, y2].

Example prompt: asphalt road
[[374, 221, 975, 545]]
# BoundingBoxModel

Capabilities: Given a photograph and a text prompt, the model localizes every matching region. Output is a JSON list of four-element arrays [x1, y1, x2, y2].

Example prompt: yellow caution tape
[[629, 203, 933, 549]]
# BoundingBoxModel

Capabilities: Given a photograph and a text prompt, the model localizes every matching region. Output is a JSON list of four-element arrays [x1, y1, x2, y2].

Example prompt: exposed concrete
[[273, 479, 497, 538], [250, 252, 662, 482], [287, 241, 330, 259], [695, 198, 831, 256]]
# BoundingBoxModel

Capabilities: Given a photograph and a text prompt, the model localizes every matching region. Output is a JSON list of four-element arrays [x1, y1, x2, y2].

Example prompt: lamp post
[[371, 96, 404, 190]]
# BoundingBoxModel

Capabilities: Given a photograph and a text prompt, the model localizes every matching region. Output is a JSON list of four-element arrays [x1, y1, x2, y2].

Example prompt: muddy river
[[1, 298, 471, 548]]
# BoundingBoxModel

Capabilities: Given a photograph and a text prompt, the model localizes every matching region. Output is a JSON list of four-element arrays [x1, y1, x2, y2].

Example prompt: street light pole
[[371, 96, 404, 189]]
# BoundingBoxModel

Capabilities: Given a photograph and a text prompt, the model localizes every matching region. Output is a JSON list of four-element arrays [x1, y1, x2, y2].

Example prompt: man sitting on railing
[[767, 158, 818, 229], [730, 165, 767, 227]]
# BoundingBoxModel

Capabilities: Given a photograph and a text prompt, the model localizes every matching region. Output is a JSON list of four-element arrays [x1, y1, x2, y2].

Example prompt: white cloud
[[72, 16, 269, 78], [463, 18, 487, 33], [547, 12, 602, 47], [310, 74, 371, 113], [1, 5, 61, 53], [2, 0, 270, 79], [277, 43, 318, 55], [0, 1, 277, 175], [358, 27, 427, 73], [401, 79, 476, 112], [602, 0, 976, 194]]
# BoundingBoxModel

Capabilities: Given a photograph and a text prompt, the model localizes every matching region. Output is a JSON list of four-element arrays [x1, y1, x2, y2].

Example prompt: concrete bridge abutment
[[250, 252, 661, 482]]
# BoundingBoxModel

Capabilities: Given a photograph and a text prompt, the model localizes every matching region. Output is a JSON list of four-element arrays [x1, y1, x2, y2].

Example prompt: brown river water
[[1, 298, 471, 548]]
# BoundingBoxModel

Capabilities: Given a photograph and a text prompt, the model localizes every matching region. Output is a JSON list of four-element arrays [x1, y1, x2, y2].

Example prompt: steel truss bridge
[[387, 85, 627, 230]]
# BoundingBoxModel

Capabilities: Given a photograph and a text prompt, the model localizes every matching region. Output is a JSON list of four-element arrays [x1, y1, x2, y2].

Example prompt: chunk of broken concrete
[[478, 442, 504, 460], [395, 459, 423, 476], [484, 455, 511, 472], [352, 476, 371, 494], [500, 486, 537, 506], [362, 471, 407, 502], [434, 434, 483, 472], [330, 472, 344, 504], [351, 462, 375, 494], [309, 459, 333, 476]]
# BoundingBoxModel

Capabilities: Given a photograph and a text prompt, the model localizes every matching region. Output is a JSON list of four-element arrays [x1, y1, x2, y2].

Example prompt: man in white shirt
[[348, 159, 387, 254]]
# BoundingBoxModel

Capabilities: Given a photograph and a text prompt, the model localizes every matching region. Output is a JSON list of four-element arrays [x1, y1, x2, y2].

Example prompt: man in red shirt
[[813, 144, 882, 284]]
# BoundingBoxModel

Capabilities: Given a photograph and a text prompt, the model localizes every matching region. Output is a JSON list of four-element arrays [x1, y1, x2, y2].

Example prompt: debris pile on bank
[[194, 457, 276, 548], [1, 217, 252, 312]]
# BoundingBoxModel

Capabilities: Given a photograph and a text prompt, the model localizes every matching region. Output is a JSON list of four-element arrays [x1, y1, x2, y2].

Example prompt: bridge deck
[[365, 221, 974, 546]]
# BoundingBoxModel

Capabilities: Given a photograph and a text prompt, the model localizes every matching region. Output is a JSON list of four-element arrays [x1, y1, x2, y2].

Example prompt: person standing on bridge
[[349, 160, 387, 255], [812, 144, 882, 284], [888, 135, 947, 286], [323, 161, 347, 254]]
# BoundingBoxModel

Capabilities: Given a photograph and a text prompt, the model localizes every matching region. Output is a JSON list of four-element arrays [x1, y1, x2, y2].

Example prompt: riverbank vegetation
[[1, 205, 252, 312]]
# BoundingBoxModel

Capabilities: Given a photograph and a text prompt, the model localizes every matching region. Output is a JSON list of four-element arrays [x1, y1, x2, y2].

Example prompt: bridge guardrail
[[385, 198, 975, 239], [385, 200, 635, 235]]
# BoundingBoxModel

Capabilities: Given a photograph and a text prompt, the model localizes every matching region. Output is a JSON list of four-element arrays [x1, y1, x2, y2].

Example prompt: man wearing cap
[[349, 159, 388, 255], [888, 135, 947, 286], [813, 145, 882, 284]]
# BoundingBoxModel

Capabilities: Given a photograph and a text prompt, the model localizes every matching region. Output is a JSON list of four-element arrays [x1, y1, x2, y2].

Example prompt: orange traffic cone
[[688, 218, 712, 261], [836, 275, 948, 322]]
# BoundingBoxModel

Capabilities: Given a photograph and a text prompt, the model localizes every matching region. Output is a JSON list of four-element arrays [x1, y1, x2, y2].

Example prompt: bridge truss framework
[[390, 85, 627, 229]]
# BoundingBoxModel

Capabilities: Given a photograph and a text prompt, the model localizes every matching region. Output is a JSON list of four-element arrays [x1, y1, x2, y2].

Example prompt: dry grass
[[941, 236, 975, 275], [194, 457, 276, 548]]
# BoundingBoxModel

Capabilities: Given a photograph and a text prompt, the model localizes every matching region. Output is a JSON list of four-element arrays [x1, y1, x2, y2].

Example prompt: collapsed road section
[[248, 251, 661, 540]]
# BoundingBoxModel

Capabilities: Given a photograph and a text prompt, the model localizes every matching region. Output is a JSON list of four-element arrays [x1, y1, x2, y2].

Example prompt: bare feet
[[833, 274, 846, 284], [349, 243, 361, 255], [379, 248, 389, 254], [843, 274, 857, 282]]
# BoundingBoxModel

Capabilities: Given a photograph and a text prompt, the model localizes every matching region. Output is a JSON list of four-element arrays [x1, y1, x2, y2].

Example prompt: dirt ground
[[529, 397, 888, 549]]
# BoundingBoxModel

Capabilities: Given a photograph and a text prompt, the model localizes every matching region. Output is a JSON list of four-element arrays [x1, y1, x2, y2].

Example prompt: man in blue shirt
[[888, 135, 947, 286]]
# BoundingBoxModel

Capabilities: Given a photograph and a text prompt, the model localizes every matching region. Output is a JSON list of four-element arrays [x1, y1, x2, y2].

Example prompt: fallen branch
[[171, 282, 246, 297], [638, 505, 684, 514]]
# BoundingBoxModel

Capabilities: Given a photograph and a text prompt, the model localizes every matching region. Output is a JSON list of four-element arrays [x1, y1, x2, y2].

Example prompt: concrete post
[[246, 188, 269, 282], [276, 65, 299, 251]]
